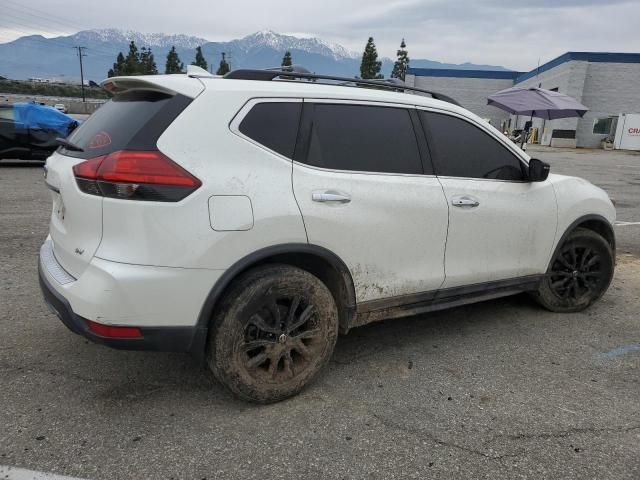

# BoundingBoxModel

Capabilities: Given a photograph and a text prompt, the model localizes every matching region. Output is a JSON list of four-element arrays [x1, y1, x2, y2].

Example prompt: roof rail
[[266, 64, 312, 74], [223, 67, 460, 106]]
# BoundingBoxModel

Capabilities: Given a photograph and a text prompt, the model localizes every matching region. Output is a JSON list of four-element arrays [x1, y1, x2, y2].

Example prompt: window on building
[[420, 111, 525, 181], [239, 102, 302, 158], [593, 117, 615, 135], [304, 103, 423, 175]]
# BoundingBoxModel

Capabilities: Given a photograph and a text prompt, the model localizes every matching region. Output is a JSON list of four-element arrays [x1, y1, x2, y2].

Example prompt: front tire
[[535, 228, 614, 312], [207, 264, 338, 403]]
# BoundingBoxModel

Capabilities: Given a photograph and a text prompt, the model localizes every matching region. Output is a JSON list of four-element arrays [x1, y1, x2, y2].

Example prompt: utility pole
[[74, 46, 87, 102]]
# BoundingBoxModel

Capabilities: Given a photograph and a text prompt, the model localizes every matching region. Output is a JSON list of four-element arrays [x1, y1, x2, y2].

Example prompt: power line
[[0, 7, 120, 58], [0, 29, 109, 57], [0, 5, 183, 81], [0, 31, 123, 75], [0, 17, 116, 57], [0, 29, 114, 82], [2, 0, 91, 33], [0, 10, 71, 36]]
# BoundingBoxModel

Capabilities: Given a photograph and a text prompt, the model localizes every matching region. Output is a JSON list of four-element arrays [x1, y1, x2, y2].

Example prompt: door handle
[[451, 195, 480, 208], [312, 190, 351, 203]]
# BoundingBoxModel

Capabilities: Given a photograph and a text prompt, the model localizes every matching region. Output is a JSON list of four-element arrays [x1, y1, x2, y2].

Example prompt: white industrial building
[[405, 52, 640, 149]]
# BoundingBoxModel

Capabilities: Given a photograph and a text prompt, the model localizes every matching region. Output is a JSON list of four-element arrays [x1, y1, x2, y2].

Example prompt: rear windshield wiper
[[56, 137, 84, 152]]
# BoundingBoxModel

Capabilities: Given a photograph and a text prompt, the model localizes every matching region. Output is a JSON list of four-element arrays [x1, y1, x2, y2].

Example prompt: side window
[[304, 103, 423, 175], [420, 111, 525, 181], [239, 102, 301, 159]]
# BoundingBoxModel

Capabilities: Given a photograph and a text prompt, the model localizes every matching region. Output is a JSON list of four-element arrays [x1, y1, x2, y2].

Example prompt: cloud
[[1, 0, 638, 71]]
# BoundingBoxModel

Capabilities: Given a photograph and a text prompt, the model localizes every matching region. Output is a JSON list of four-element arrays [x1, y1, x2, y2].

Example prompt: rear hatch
[[46, 87, 195, 278]]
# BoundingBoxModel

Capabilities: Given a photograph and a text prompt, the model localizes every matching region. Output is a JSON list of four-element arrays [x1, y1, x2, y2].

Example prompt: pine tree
[[391, 39, 410, 81], [124, 40, 141, 75], [216, 52, 230, 75], [165, 46, 184, 74], [191, 46, 208, 70], [108, 52, 126, 77], [281, 50, 292, 68], [140, 47, 158, 75], [360, 37, 383, 79]]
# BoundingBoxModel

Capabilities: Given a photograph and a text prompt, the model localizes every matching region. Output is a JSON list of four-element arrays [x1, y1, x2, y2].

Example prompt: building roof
[[406, 68, 523, 80], [514, 52, 640, 84], [407, 52, 640, 85]]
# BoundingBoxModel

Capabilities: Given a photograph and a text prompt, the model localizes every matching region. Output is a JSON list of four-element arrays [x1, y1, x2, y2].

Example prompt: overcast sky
[[1, 0, 638, 70]]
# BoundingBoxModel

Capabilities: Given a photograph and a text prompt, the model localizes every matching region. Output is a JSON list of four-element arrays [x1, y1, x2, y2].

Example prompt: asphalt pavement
[[1, 148, 639, 479]]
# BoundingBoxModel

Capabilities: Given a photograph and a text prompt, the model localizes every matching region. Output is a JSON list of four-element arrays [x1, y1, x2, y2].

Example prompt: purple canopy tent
[[487, 86, 588, 120], [488, 86, 588, 147]]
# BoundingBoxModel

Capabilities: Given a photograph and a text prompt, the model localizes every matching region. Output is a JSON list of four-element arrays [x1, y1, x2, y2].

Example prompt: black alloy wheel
[[535, 228, 614, 312], [208, 264, 338, 403]]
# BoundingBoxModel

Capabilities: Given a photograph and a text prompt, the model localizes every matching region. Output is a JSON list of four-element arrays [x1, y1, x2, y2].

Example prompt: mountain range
[[0, 29, 510, 82]]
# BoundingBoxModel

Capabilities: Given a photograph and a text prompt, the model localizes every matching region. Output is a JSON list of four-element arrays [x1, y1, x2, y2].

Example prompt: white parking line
[[0, 466, 86, 480], [615, 221, 640, 226]]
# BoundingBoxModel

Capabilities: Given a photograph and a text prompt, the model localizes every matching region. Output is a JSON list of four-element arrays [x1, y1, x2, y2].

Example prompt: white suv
[[39, 67, 616, 403]]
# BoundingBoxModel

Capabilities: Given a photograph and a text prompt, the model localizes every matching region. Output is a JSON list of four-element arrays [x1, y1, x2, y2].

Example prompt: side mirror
[[528, 158, 550, 182]]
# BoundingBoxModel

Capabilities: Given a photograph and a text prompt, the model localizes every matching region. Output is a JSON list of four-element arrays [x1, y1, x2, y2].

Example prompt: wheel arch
[[190, 243, 357, 359], [550, 214, 616, 267]]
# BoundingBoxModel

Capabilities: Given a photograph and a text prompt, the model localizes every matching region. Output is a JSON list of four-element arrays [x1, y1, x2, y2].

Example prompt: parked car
[[38, 67, 616, 403], [53, 103, 68, 113], [0, 102, 78, 160]]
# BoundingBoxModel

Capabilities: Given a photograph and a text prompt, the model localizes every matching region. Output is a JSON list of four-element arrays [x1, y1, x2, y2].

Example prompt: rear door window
[[302, 103, 423, 175], [238, 102, 301, 158], [420, 111, 525, 181], [63, 90, 190, 158]]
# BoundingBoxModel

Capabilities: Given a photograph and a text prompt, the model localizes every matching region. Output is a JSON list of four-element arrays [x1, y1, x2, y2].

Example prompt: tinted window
[[239, 102, 301, 158], [420, 111, 525, 181], [64, 90, 190, 159], [304, 104, 423, 174]]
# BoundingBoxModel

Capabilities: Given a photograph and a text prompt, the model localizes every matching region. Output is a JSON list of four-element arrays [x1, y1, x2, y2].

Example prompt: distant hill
[[0, 29, 510, 82]]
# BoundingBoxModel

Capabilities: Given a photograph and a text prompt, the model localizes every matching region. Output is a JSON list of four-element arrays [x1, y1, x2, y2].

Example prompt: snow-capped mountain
[[233, 30, 359, 60], [66, 29, 209, 49], [0, 29, 509, 82]]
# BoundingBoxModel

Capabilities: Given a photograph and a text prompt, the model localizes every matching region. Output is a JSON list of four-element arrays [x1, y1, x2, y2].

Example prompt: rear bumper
[[38, 238, 220, 354], [39, 262, 201, 352]]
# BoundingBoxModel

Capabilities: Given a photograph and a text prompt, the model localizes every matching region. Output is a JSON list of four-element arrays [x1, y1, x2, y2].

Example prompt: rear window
[[62, 90, 191, 158]]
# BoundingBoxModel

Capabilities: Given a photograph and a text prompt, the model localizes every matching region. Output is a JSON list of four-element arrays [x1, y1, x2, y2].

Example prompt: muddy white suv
[[39, 66, 616, 402]]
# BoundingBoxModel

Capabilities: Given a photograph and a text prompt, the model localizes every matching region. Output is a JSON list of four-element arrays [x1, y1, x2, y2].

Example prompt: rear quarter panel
[[95, 89, 308, 269]]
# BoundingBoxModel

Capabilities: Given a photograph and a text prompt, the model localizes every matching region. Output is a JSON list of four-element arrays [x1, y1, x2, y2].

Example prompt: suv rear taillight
[[73, 150, 201, 202]]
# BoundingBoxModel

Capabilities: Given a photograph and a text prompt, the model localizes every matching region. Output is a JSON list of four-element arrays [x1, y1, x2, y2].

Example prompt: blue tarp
[[12, 102, 78, 137]]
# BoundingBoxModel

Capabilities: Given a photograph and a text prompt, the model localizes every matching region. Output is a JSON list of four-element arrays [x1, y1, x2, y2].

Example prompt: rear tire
[[534, 228, 614, 312], [207, 264, 338, 403]]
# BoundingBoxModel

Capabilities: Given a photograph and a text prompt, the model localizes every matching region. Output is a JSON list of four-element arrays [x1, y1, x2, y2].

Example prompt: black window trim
[[416, 107, 531, 183], [229, 97, 304, 163], [292, 98, 435, 177]]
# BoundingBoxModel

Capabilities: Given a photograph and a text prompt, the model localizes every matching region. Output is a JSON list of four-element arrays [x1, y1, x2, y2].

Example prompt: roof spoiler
[[186, 65, 215, 78], [100, 75, 205, 98]]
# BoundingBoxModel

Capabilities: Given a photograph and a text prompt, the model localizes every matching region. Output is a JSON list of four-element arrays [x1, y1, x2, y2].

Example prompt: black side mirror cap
[[529, 158, 550, 182]]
